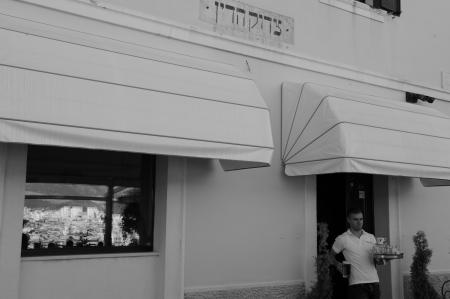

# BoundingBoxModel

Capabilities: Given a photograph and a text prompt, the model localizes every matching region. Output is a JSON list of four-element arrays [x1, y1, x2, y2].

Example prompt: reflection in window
[[22, 145, 155, 256]]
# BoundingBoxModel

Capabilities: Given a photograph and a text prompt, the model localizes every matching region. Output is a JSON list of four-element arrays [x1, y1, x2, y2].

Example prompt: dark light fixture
[[406, 92, 435, 104]]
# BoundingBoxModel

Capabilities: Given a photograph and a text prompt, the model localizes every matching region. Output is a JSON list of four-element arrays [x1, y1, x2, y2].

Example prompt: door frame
[[310, 174, 395, 299]]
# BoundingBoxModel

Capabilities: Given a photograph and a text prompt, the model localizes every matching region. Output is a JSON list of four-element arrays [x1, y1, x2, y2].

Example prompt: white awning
[[282, 82, 450, 179], [0, 24, 273, 170]]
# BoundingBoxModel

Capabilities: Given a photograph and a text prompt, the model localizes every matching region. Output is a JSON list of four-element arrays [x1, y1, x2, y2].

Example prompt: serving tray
[[373, 253, 404, 260]]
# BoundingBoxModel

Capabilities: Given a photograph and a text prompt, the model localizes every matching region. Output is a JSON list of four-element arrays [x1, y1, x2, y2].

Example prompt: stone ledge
[[403, 271, 450, 298], [185, 282, 305, 299]]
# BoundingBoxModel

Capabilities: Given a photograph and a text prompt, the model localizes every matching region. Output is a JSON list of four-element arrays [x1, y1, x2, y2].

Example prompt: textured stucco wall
[[403, 272, 450, 299], [185, 282, 305, 299], [20, 256, 161, 299]]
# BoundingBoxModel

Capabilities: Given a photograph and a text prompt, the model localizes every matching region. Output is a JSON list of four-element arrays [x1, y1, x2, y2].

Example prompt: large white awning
[[0, 21, 273, 170], [282, 82, 450, 179]]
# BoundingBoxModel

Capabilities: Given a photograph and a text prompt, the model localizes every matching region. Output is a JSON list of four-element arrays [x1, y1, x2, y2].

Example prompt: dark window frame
[[358, 0, 401, 16], [21, 146, 156, 257]]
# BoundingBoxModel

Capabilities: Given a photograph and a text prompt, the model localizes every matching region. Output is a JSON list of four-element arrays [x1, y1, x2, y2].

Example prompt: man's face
[[347, 212, 364, 231]]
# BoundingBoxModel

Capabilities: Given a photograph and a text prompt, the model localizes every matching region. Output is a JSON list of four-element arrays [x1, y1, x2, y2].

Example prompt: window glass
[[22, 145, 155, 256], [112, 186, 142, 247]]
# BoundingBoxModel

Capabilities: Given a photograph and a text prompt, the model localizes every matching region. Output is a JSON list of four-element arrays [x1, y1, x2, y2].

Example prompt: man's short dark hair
[[346, 207, 363, 218]]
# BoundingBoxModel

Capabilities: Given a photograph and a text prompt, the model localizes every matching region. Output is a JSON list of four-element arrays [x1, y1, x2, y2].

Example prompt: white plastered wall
[[0, 144, 27, 299]]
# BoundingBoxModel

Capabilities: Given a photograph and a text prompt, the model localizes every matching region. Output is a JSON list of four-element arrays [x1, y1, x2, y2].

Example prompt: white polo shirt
[[332, 230, 379, 285]]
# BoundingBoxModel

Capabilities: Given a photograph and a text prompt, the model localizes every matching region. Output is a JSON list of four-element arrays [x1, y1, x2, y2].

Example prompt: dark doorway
[[317, 173, 374, 299]]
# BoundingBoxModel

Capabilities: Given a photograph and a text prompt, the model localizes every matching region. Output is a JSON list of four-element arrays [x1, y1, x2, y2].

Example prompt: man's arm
[[329, 249, 344, 274], [330, 236, 345, 274]]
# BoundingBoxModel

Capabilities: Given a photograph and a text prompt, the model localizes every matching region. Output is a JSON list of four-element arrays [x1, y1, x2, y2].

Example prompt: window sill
[[320, 0, 387, 22], [21, 251, 160, 261]]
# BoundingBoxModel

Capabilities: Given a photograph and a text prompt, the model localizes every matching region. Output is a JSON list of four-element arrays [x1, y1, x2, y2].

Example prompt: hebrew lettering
[[200, 0, 294, 45], [214, 1, 224, 23], [225, 4, 235, 23], [273, 19, 282, 36], [263, 16, 272, 34], [236, 8, 246, 26], [249, 11, 258, 29]]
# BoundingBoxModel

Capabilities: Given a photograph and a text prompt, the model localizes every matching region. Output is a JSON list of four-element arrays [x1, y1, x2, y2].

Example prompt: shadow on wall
[[186, 157, 217, 180], [396, 176, 414, 190]]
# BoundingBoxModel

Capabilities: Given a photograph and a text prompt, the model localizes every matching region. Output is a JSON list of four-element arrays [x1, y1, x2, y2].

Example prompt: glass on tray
[[372, 239, 403, 260]]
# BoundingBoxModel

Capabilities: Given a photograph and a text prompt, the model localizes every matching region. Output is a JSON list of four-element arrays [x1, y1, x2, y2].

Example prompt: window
[[21, 145, 155, 256], [357, 0, 401, 16]]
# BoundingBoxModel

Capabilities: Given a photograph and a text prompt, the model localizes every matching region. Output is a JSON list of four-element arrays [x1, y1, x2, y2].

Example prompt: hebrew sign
[[199, 0, 294, 46]]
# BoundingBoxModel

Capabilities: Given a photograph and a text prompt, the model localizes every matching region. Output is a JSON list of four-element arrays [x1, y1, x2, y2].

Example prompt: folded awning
[[282, 82, 450, 179], [0, 24, 273, 170]]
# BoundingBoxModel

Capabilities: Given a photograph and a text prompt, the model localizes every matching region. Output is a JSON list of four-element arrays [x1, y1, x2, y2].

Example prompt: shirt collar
[[346, 229, 366, 238]]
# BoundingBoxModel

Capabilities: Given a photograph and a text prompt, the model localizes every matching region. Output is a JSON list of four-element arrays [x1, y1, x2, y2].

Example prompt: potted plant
[[410, 231, 439, 299], [306, 222, 333, 299]]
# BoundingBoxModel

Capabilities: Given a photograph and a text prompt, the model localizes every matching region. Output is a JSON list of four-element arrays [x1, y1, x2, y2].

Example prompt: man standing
[[330, 207, 381, 299]]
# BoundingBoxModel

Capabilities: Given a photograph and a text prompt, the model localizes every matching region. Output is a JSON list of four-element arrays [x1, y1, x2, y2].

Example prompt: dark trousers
[[348, 283, 380, 299]]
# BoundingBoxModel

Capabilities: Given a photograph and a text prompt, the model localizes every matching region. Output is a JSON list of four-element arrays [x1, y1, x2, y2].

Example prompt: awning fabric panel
[[282, 82, 450, 179], [0, 23, 274, 169]]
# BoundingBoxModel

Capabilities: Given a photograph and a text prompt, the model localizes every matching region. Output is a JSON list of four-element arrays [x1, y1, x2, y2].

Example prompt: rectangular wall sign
[[199, 0, 294, 46]]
